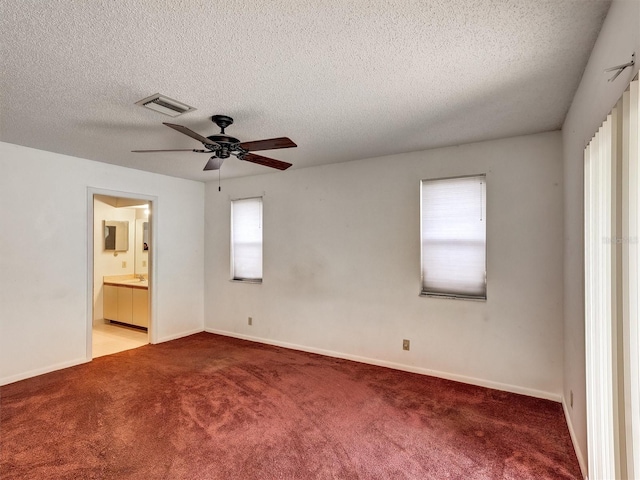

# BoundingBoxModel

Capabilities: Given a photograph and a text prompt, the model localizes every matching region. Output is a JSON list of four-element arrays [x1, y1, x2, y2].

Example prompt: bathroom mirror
[[104, 220, 129, 251], [142, 221, 149, 251], [134, 219, 149, 275]]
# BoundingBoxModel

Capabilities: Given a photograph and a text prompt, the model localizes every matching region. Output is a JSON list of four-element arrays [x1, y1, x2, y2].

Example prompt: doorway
[[87, 190, 156, 359]]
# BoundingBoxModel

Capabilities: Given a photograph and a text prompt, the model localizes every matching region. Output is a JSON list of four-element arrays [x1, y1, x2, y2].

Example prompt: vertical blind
[[584, 106, 616, 480], [584, 76, 640, 479], [421, 175, 486, 299], [231, 197, 263, 281], [626, 77, 640, 480]]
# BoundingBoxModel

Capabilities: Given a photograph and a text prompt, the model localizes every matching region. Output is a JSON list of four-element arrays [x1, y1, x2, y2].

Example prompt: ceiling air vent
[[135, 93, 195, 117]]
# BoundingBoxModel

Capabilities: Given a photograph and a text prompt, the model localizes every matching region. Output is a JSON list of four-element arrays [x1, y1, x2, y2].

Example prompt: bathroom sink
[[119, 278, 148, 285], [103, 275, 148, 287]]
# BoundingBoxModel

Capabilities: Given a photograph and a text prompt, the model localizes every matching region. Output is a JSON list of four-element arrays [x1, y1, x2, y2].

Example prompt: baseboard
[[562, 397, 588, 479], [204, 328, 561, 402], [1, 328, 206, 386], [0, 357, 90, 387], [156, 327, 205, 344], [2, 328, 561, 403]]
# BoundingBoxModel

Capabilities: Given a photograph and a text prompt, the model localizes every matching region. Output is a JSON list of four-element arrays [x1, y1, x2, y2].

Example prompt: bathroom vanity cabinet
[[103, 281, 148, 328]]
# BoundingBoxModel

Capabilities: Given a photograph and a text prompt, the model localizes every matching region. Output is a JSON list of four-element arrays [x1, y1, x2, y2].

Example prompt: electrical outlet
[[142, 260, 147, 267], [122, 261, 127, 268], [570, 390, 573, 408], [403, 339, 410, 351], [248, 317, 252, 326]]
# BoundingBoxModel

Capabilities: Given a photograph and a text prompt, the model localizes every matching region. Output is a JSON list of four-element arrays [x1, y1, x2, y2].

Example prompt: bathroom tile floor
[[92, 322, 148, 358]]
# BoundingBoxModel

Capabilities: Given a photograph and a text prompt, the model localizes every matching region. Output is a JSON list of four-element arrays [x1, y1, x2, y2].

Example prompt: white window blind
[[231, 197, 263, 282], [585, 76, 640, 480], [625, 76, 640, 480], [421, 175, 486, 299], [584, 106, 616, 480]]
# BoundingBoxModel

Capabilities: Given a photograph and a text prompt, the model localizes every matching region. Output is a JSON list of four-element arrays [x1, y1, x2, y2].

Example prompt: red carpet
[[1, 332, 581, 479]]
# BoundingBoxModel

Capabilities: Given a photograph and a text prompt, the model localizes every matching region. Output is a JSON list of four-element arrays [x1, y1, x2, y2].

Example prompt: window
[[231, 197, 263, 282], [420, 175, 486, 299]]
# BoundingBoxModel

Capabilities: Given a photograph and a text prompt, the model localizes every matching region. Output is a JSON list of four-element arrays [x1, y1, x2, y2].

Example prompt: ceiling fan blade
[[238, 137, 297, 152], [163, 123, 218, 146], [204, 157, 224, 171], [243, 153, 292, 171], [132, 149, 209, 153]]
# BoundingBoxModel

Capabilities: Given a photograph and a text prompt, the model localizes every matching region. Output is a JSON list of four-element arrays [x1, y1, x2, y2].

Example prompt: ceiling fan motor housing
[[206, 134, 241, 158], [208, 115, 242, 158]]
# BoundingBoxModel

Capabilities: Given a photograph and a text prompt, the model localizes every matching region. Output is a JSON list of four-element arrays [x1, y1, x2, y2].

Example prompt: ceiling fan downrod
[[211, 115, 234, 134]]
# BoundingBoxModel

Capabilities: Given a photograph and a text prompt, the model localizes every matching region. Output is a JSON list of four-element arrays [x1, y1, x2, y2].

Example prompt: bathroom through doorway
[[87, 190, 156, 359]]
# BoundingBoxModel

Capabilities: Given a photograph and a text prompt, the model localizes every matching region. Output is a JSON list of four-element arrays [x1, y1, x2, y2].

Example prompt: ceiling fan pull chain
[[218, 169, 221, 192]]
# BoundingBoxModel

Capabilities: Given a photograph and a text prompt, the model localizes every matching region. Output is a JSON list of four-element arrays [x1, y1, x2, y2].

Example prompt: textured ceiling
[[1, 0, 611, 182]]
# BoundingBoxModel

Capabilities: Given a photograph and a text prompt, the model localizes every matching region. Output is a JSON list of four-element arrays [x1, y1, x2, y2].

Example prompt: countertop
[[103, 274, 148, 289]]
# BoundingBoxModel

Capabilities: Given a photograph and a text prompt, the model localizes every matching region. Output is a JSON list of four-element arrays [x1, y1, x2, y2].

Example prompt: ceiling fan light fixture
[[135, 93, 195, 117]]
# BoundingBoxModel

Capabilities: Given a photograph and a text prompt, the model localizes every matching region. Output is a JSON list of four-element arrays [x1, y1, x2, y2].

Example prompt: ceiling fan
[[133, 115, 296, 171]]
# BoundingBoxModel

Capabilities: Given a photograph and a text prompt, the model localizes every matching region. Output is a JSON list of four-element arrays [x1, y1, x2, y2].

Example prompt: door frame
[[86, 187, 158, 360]]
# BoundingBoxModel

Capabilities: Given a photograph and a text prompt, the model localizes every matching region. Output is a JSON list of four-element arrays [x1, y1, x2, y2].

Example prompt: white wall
[[562, 0, 640, 474], [0, 142, 205, 385], [205, 131, 564, 399]]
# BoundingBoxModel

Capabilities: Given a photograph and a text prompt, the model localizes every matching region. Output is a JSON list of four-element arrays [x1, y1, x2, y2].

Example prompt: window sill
[[420, 292, 486, 302], [230, 279, 262, 284]]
